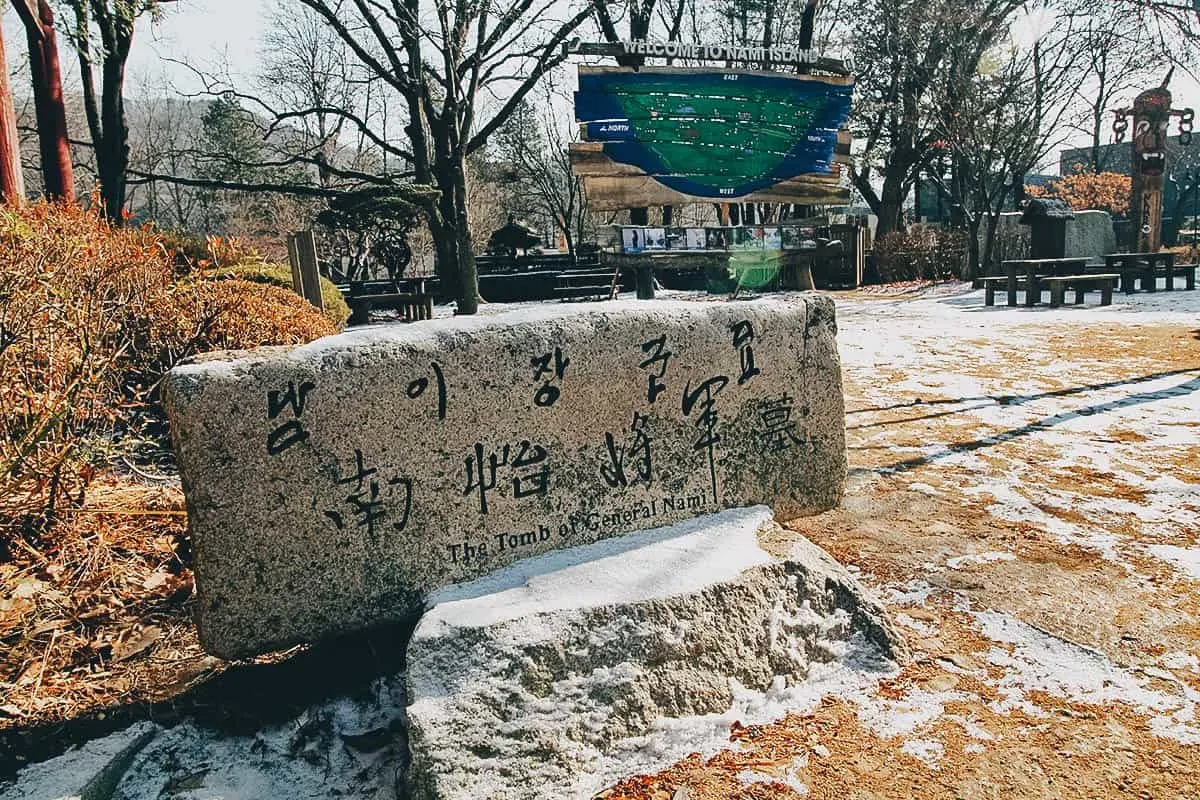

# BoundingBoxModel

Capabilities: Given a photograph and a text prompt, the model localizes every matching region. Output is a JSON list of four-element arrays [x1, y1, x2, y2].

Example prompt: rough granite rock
[[164, 297, 846, 658], [405, 506, 906, 800], [0, 724, 156, 800], [1, 678, 407, 800]]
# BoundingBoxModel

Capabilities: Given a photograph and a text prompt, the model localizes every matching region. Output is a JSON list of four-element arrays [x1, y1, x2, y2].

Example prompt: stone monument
[[165, 297, 847, 659]]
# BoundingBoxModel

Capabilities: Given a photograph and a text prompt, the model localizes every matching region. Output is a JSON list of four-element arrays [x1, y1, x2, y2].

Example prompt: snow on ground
[[837, 282, 1200, 570], [9, 282, 1199, 798]]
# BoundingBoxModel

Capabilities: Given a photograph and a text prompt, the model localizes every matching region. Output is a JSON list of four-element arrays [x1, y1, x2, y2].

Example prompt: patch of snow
[[976, 610, 1200, 744], [961, 479, 1126, 562], [1147, 545, 1200, 581], [1162, 652, 1200, 673], [576, 634, 898, 797], [5, 676, 408, 800], [945, 714, 997, 741], [419, 506, 775, 635], [854, 688, 968, 739], [900, 738, 945, 768], [895, 613, 937, 636], [945, 551, 1017, 569], [878, 580, 939, 607], [2, 723, 155, 800], [737, 769, 776, 785]]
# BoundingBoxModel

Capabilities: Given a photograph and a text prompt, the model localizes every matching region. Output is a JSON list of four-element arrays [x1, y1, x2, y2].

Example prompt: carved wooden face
[[1133, 87, 1172, 178]]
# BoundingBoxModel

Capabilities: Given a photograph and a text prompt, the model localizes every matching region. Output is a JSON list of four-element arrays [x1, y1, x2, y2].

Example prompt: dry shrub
[[179, 279, 337, 350], [1027, 171, 1131, 216], [0, 202, 336, 538], [208, 262, 352, 328], [204, 234, 260, 268], [872, 226, 968, 283], [0, 203, 171, 532]]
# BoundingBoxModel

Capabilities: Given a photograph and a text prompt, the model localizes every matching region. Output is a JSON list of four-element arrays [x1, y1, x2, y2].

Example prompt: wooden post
[[286, 234, 304, 297], [0, 20, 26, 205], [290, 231, 325, 311], [635, 265, 655, 299]]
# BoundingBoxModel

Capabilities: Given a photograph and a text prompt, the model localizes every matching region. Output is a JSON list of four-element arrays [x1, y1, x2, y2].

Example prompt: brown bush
[[872, 226, 968, 283], [0, 203, 335, 539], [1027, 171, 1131, 216]]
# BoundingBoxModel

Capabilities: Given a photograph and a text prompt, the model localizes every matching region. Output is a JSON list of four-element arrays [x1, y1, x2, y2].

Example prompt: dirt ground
[[598, 287, 1200, 799]]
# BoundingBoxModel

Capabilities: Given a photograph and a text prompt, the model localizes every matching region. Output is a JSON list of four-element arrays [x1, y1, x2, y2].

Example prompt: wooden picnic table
[[1101, 252, 1176, 294], [995, 258, 1091, 307]]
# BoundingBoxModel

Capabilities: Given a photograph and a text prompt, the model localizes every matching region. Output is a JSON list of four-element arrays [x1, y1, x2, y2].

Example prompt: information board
[[572, 66, 853, 209]]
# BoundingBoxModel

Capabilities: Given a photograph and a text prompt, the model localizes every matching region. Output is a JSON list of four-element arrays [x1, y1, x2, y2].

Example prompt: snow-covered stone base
[[2, 678, 408, 800], [405, 506, 906, 800]]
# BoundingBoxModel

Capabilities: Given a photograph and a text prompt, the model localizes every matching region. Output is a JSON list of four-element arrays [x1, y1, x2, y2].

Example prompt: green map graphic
[[576, 69, 852, 198]]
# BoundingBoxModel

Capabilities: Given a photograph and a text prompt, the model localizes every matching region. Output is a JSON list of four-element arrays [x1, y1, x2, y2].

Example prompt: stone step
[[406, 506, 907, 800]]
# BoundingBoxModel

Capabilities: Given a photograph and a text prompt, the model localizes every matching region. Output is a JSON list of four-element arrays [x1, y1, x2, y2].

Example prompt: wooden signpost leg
[[286, 234, 305, 298], [636, 265, 655, 299], [294, 231, 326, 311]]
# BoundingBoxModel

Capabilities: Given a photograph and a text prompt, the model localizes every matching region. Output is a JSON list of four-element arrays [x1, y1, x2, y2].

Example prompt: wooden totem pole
[[1113, 72, 1193, 253]]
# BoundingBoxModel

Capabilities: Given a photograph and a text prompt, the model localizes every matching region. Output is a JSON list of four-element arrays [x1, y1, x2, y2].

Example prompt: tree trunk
[[874, 173, 906, 239], [965, 214, 982, 280], [980, 211, 1003, 281], [97, 46, 129, 221], [20, 0, 74, 201], [0, 19, 25, 204], [433, 152, 479, 314]]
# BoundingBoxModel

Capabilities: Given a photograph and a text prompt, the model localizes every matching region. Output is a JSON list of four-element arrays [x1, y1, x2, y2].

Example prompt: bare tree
[[11, 0, 74, 200], [930, 29, 1084, 278], [275, 0, 595, 313], [126, 91, 206, 228], [494, 76, 590, 258], [0, 19, 25, 203], [258, 0, 371, 191], [844, 0, 1033, 239], [65, 0, 165, 220], [1055, 0, 1171, 173]]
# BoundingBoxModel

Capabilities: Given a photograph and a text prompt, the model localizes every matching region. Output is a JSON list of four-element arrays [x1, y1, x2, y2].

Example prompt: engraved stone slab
[[164, 297, 846, 658]]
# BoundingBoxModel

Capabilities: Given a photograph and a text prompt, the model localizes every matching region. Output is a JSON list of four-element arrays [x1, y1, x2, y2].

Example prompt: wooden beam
[[577, 64, 852, 87], [582, 175, 849, 211], [566, 44, 850, 78], [568, 144, 843, 183]]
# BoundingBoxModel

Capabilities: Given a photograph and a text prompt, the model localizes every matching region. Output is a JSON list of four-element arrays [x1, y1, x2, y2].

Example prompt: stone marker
[[406, 506, 906, 800], [165, 297, 846, 659]]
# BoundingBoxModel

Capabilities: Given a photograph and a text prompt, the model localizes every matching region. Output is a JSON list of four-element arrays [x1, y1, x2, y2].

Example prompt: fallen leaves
[[0, 479, 217, 732]]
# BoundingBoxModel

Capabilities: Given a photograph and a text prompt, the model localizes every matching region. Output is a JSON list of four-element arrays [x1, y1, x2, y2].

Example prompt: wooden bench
[[346, 293, 434, 325], [1042, 274, 1118, 308], [1165, 263, 1197, 290], [982, 275, 1032, 307], [555, 269, 620, 302]]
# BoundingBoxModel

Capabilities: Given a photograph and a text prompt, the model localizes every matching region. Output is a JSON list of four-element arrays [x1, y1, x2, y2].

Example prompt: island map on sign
[[574, 68, 852, 199]]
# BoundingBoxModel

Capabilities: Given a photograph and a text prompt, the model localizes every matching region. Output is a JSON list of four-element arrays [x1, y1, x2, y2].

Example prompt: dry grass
[[0, 480, 217, 730], [0, 201, 337, 539], [0, 204, 337, 745]]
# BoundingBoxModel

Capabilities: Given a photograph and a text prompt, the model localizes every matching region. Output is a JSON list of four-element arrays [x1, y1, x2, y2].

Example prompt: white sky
[[5, 0, 1200, 171]]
